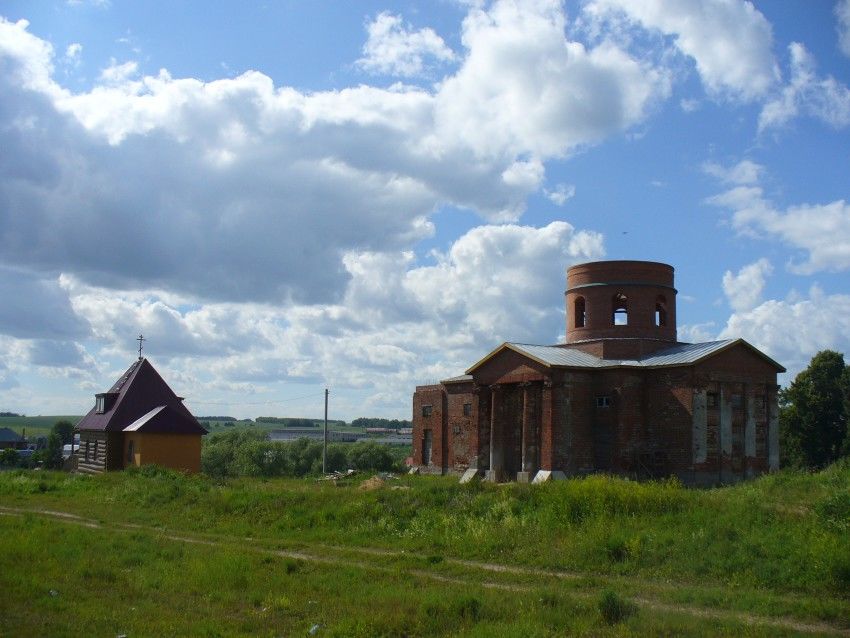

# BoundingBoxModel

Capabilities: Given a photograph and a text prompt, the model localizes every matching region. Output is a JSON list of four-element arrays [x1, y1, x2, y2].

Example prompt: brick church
[[411, 260, 784, 486]]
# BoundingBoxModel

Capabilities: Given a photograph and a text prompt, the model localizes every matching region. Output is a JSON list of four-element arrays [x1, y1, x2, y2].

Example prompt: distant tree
[[44, 432, 64, 469], [51, 420, 75, 445], [346, 440, 395, 472], [780, 350, 850, 469]]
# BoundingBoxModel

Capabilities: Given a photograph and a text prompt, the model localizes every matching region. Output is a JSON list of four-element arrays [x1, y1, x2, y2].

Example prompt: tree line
[[351, 417, 412, 429], [201, 429, 400, 478]]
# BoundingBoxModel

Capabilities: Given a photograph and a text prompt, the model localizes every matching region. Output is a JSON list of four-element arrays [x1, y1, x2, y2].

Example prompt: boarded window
[[462, 402, 472, 416], [423, 429, 433, 465], [422, 405, 433, 417]]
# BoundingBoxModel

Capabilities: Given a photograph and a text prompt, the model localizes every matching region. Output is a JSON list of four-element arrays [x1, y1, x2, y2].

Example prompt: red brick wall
[[445, 382, 475, 470], [412, 385, 447, 473], [566, 261, 677, 344]]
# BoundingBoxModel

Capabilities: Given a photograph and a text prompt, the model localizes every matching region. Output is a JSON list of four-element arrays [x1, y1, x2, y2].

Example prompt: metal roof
[[506, 339, 737, 369], [440, 374, 474, 384], [464, 338, 783, 374]]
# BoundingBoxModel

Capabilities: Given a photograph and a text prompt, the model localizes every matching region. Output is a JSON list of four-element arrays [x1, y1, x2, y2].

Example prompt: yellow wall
[[123, 433, 202, 473]]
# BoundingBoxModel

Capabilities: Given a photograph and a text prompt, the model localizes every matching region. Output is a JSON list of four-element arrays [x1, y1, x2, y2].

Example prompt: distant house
[[75, 358, 207, 474], [0, 427, 25, 450]]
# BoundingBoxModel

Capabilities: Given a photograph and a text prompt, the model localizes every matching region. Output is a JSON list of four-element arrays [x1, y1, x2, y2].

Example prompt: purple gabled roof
[[122, 405, 208, 435], [76, 358, 206, 435]]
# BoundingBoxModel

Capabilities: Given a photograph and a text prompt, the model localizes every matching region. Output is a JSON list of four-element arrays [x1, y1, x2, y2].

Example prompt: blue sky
[[1, 0, 849, 421]]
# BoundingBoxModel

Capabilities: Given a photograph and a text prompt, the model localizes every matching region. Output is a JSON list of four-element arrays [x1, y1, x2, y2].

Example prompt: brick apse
[[411, 260, 784, 486]]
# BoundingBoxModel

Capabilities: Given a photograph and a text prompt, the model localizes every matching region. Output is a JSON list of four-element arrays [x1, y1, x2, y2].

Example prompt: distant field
[[0, 416, 81, 438], [1, 463, 849, 636]]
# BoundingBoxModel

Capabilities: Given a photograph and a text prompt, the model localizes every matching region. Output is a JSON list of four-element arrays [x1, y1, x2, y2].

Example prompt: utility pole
[[322, 388, 329, 474]]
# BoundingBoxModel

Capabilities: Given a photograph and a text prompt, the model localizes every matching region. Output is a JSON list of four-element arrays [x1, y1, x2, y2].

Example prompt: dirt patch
[[358, 476, 386, 491]]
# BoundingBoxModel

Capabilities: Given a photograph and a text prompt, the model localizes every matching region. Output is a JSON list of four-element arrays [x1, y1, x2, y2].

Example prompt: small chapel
[[411, 260, 784, 486], [75, 346, 207, 474]]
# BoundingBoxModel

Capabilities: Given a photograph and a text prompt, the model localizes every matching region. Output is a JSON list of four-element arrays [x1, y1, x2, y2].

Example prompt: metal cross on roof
[[137, 334, 145, 360]]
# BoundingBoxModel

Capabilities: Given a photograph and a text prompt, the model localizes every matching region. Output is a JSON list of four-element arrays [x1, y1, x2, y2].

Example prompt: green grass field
[[1, 464, 849, 636], [0, 416, 82, 439]]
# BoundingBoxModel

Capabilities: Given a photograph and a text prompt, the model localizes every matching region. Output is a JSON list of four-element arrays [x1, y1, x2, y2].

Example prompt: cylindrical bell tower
[[566, 260, 677, 344]]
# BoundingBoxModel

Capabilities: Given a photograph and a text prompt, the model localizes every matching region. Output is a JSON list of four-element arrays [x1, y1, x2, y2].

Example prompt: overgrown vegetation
[[2, 463, 849, 635], [201, 429, 401, 478]]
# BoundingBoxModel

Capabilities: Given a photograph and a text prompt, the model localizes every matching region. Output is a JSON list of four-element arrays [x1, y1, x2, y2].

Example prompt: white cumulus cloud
[[357, 12, 456, 77], [720, 286, 850, 382], [722, 258, 773, 312], [759, 42, 850, 131], [585, 0, 779, 101]]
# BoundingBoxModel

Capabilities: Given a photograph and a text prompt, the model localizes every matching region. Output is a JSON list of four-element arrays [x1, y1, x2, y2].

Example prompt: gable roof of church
[[76, 358, 206, 434], [465, 338, 785, 376]]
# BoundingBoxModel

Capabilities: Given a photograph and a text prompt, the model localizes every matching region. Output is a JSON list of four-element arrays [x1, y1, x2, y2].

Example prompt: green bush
[[598, 590, 636, 624]]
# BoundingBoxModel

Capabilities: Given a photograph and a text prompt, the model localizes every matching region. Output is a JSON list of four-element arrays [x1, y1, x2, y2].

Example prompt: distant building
[[0, 427, 25, 450], [75, 358, 207, 474], [412, 261, 784, 486]]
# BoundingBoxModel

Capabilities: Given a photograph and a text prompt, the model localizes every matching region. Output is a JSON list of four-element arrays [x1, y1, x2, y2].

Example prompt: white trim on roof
[[122, 405, 166, 432]]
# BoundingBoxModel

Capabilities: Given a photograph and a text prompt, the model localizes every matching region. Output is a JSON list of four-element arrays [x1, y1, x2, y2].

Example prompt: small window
[[95, 395, 105, 414], [655, 295, 667, 327], [596, 396, 611, 408], [453, 424, 461, 435], [422, 405, 433, 417], [127, 440, 135, 464], [612, 293, 628, 326], [574, 296, 586, 328], [462, 403, 472, 416], [706, 393, 718, 408]]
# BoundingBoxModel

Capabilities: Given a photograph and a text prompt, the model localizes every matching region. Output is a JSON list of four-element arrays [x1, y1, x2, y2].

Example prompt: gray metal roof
[[504, 339, 740, 369]]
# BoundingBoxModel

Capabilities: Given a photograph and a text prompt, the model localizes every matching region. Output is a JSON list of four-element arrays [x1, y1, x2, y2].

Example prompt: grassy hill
[[1, 464, 849, 636], [0, 415, 81, 439]]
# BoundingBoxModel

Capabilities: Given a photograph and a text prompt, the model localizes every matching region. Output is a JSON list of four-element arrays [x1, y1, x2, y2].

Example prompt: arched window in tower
[[574, 296, 586, 328], [655, 295, 667, 327], [612, 293, 628, 325]]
